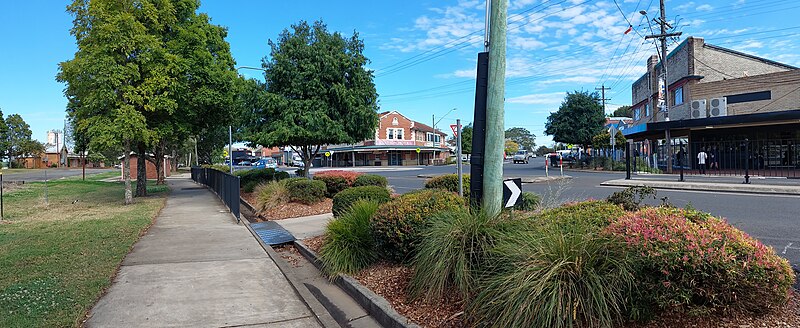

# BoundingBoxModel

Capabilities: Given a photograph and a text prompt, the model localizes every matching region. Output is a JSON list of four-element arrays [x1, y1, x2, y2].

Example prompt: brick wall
[[378, 113, 414, 141], [691, 70, 800, 116], [125, 155, 172, 180]]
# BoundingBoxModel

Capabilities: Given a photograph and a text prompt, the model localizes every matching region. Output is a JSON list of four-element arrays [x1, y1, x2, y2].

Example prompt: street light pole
[[432, 108, 457, 166]]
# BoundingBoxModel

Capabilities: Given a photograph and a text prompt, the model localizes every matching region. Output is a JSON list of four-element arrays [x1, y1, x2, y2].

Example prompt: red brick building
[[121, 154, 173, 180], [325, 110, 450, 166]]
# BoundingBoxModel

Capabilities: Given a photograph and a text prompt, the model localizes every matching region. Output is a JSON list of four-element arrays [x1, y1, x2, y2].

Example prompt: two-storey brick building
[[624, 37, 800, 177], [324, 110, 450, 166]]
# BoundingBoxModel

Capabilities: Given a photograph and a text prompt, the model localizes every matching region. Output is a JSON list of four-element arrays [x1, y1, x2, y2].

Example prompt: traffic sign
[[450, 124, 459, 137], [416, 148, 421, 153], [502, 178, 522, 208], [324, 152, 331, 157]]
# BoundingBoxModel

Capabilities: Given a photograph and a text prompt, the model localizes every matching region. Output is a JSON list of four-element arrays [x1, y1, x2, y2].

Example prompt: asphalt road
[[379, 159, 800, 268], [3, 168, 116, 182]]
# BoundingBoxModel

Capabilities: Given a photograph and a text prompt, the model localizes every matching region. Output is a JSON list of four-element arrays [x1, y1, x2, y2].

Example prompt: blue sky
[[2, 0, 799, 147]]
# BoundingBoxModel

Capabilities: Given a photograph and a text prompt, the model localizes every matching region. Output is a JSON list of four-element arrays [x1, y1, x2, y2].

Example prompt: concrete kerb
[[294, 241, 421, 328], [240, 218, 339, 328], [601, 179, 800, 196], [416, 173, 573, 184]]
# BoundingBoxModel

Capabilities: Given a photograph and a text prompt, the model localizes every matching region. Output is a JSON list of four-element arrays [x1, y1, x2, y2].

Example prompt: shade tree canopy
[[244, 20, 379, 173], [544, 90, 605, 149]]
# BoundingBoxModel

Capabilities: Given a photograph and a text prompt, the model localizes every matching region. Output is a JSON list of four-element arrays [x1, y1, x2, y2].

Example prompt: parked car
[[237, 160, 252, 166], [292, 159, 312, 168], [253, 158, 278, 169], [512, 150, 529, 164]]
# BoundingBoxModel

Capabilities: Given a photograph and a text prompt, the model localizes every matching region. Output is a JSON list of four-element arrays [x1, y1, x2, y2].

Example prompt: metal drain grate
[[250, 221, 295, 245]]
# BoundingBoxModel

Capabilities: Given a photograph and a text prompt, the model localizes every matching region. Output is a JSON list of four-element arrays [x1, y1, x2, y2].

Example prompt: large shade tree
[[5, 114, 44, 164], [544, 90, 605, 150], [246, 20, 379, 174], [505, 127, 536, 151], [58, 0, 178, 203]]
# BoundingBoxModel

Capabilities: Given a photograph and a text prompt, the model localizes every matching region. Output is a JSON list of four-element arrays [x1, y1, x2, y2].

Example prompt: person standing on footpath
[[697, 148, 708, 174]]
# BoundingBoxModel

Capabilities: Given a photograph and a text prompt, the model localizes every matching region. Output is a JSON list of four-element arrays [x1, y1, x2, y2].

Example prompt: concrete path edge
[[240, 219, 340, 328], [295, 241, 421, 328]]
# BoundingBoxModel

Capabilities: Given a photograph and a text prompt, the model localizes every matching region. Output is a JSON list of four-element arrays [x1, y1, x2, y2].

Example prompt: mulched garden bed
[[302, 236, 800, 328], [241, 192, 332, 221]]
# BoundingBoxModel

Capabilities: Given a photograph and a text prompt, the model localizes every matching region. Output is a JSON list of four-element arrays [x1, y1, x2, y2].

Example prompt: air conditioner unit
[[690, 99, 707, 119], [709, 97, 728, 117]]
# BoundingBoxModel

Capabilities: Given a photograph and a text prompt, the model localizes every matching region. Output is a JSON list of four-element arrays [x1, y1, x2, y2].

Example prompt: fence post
[[744, 138, 750, 184], [625, 141, 631, 180], [679, 141, 685, 182]]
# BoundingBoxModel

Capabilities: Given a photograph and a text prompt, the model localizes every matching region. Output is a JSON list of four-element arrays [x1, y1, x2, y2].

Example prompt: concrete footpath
[[602, 177, 800, 195], [85, 175, 320, 328]]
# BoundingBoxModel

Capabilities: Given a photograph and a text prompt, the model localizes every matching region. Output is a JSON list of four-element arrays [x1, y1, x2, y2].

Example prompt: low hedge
[[424, 174, 470, 197], [332, 186, 391, 217], [606, 207, 795, 316], [533, 200, 626, 231], [353, 174, 388, 187], [235, 168, 276, 186], [285, 178, 326, 205], [313, 170, 363, 197], [371, 189, 466, 263]]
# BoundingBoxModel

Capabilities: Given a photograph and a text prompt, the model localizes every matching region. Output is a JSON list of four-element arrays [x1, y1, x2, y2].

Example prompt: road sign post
[[456, 119, 463, 197], [416, 147, 421, 165], [502, 178, 522, 208]]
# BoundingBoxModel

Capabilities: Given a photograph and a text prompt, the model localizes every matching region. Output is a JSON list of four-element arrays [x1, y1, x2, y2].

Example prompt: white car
[[512, 151, 529, 164]]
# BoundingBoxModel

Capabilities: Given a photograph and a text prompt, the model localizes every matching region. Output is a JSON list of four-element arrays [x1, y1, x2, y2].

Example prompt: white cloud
[[696, 4, 713, 11], [507, 92, 566, 105], [509, 36, 547, 50], [675, 2, 696, 11]]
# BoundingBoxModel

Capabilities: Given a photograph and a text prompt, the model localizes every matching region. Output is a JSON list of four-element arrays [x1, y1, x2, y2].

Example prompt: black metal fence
[[655, 138, 799, 178], [191, 167, 240, 222]]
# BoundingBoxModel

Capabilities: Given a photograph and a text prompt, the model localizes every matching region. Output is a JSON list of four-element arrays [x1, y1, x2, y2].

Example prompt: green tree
[[504, 140, 519, 155], [0, 109, 8, 162], [58, 0, 179, 203], [535, 145, 554, 156], [592, 130, 626, 150], [544, 90, 605, 150], [6, 114, 43, 162], [165, 2, 237, 171], [505, 127, 536, 151], [447, 123, 472, 154], [246, 20, 379, 174], [611, 105, 632, 118]]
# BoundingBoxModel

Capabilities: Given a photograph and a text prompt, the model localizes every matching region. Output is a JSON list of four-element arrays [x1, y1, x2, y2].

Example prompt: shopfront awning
[[624, 109, 800, 139]]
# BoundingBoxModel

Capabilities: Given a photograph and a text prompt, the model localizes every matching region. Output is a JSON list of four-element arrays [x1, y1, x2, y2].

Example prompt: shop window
[[388, 129, 394, 139], [674, 87, 683, 105]]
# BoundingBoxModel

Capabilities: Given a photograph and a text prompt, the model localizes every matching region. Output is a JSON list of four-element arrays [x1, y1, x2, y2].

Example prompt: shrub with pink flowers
[[313, 170, 363, 197], [605, 207, 794, 316]]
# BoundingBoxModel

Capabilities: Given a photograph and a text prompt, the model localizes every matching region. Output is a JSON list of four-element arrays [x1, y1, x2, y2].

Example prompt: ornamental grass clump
[[410, 210, 513, 300], [319, 200, 380, 276], [469, 222, 634, 328], [371, 189, 466, 263], [254, 180, 289, 212], [605, 207, 795, 315]]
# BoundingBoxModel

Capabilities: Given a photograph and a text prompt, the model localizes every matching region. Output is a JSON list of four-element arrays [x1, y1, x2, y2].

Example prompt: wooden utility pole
[[644, 0, 681, 173], [483, 0, 507, 216], [596, 84, 611, 113]]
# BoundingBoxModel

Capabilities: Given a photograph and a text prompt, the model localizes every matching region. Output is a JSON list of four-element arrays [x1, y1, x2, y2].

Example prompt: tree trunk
[[154, 141, 165, 185], [302, 146, 312, 179], [136, 143, 147, 197], [81, 152, 85, 180], [123, 141, 133, 205]]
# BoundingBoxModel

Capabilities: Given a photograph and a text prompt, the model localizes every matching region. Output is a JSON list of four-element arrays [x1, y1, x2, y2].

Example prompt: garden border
[[294, 241, 421, 328]]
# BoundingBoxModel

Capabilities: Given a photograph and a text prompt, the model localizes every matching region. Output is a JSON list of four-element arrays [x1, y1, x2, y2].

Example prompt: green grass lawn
[[0, 178, 168, 327]]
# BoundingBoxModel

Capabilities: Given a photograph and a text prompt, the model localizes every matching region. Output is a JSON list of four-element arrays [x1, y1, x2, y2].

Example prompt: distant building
[[624, 36, 799, 176], [323, 110, 450, 166]]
